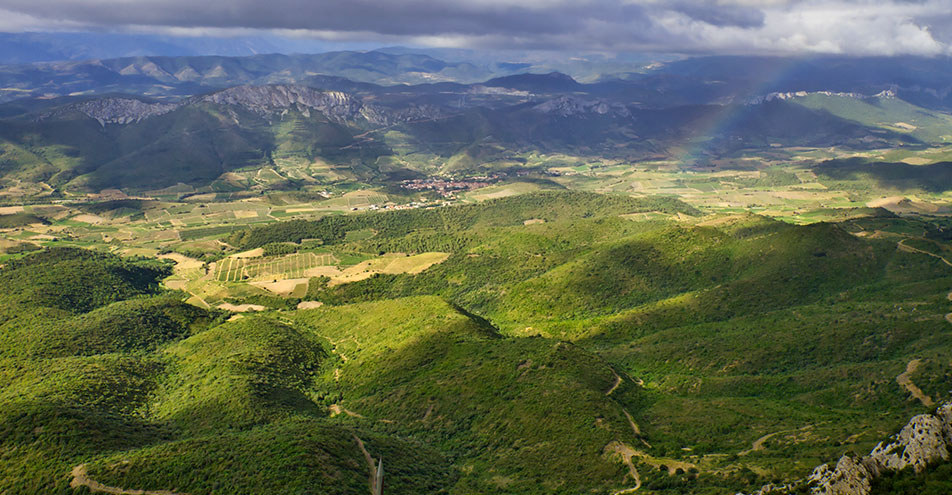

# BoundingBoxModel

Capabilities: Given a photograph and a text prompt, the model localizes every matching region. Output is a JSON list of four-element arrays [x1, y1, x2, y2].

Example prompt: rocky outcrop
[[747, 89, 896, 105], [866, 407, 951, 474], [197, 84, 374, 124], [383, 103, 447, 124], [533, 95, 631, 118], [802, 455, 875, 495], [41, 97, 179, 125], [195, 84, 445, 126], [742, 402, 952, 495], [38, 84, 448, 127]]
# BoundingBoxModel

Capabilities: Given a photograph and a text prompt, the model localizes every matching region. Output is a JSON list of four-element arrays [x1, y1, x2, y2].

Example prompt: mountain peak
[[533, 95, 630, 118], [39, 96, 178, 125], [196, 84, 379, 124]]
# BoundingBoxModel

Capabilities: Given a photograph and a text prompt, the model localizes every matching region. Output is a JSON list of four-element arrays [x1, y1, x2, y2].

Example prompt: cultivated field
[[215, 252, 339, 282]]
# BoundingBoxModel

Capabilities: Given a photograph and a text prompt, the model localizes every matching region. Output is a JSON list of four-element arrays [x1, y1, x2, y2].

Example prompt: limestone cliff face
[[746, 89, 896, 105], [41, 97, 179, 125], [745, 403, 952, 495], [195, 84, 445, 126], [532, 96, 631, 118], [38, 84, 447, 127], [197, 84, 378, 124]]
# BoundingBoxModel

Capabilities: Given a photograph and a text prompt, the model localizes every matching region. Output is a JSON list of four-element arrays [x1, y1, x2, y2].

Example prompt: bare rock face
[[533, 96, 631, 118], [804, 456, 873, 495], [867, 409, 951, 474], [195, 84, 448, 126], [37, 84, 448, 128], [385, 103, 447, 124], [741, 402, 952, 495], [41, 97, 179, 125], [746, 89, 894, 105], [198, 84, 376, 124]]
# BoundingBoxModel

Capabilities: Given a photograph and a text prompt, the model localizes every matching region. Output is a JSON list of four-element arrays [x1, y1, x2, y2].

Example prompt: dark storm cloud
[[0, 0, 654, 36], [670, 2, 766, 29], [0, 0, 949, 55]]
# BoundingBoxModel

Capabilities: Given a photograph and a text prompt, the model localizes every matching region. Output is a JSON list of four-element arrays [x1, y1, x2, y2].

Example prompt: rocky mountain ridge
[[747, 89, 897, 105], [743, 402, 952, 495], [37, 84, 449, 127], [532, 95, 631, 118], [39, 97, 179, 125], [194, 84, 384, 124]]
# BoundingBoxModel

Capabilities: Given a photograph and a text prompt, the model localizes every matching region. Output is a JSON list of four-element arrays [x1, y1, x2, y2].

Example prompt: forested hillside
[[3, 190, 948, 494]]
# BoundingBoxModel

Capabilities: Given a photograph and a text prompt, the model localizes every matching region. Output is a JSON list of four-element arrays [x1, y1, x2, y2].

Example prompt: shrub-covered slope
[[0, 249, 459, 494], [2, 193, 952, 494]]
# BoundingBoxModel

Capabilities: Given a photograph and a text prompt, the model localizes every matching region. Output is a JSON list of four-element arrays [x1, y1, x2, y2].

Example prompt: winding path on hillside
[[896, 239, 952, 267], [70, 465, 187, 495], [738, 431, 781, 456], [330, 404, 364, 418], [738, 424, 818, 456], [353, 435, 380, 495], [622, 410, 641, 436], [896, 240, 952, 325], [186, 290, 211, 309], [605, 441, 699, 494], [157, 253, 211, 309], [896, 359, 934, 407], [606, 367, 623, 396], [605, 442, 642, 494], [622, 409, 652, 448]]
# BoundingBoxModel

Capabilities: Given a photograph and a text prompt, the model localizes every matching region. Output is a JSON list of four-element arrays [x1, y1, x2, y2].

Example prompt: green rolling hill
[[1, 190, 951, 494]]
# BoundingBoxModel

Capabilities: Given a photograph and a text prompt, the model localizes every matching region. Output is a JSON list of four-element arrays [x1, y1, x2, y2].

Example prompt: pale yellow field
[[250, 278, 309, 296], [218, 303, 267, 312], [301, 252, 450, 286], [383, 252, 450, 274], [696, 215, 748, 227], [159, 253, 207, 292], [866, 196, 907, 208], [186, 193, 217, 202], [297, 301, 324, 309], [159, 253, 204, 271], [72, 214, 107, 224], [304, 265, 344, 278], [230, 248, 264, 259], [769, 190, 842, 201]]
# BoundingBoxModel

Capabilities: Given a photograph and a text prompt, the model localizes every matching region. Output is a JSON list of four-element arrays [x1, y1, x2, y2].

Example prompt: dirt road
[[70, 465, 187, 495]]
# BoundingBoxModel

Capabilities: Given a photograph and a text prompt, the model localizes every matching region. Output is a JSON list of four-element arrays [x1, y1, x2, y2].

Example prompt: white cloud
[[0, 8, 86, 31]]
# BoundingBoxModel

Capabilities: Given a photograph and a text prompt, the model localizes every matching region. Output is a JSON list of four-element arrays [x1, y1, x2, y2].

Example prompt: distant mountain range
[[0, 32, 376, 64], [0, 50, 502, 102], [0, 79, 928, 193], [2, 50, 951, 111], [1, 48, 951, 194]]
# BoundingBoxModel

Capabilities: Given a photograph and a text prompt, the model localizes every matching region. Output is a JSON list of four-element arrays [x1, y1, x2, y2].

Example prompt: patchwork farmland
[[215, 252, 338, 282]]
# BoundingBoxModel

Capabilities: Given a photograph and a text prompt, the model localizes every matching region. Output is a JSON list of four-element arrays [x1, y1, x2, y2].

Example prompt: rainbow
[[668, 57, 814, 167]]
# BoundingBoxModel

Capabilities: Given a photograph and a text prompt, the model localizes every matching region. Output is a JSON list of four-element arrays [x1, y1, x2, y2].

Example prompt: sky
[[0, 0, 950, 56]]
